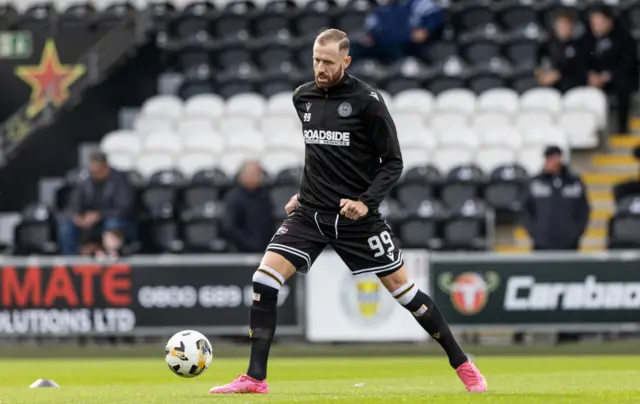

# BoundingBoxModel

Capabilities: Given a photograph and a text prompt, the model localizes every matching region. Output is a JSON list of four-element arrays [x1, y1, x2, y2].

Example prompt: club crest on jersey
[[276, 226, 288, 235], [338, 102, 352, 117]]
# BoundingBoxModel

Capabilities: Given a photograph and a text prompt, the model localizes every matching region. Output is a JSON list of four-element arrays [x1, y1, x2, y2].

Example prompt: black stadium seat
[[497, 2, 540, 31], [467, 71, 506, 94], [616, 195, 640, 215], [255, 0, 295, 39], [442, 198, 488, 251], [173, 1, 215, 40], [440, 164, 485, 211], [295, 0, 336, 38], [255, 41, 294, 70], [181, 202, 227, 252], [395, 165, 442, 211], [13, 204, 58, 255], [461, 37, 501, 65], [183, 169, 228, 210], [335, 0, 376, 34], [141, 169, 186, 212], [608, 213, 640, 249], [484, 164, 528, 221], [453, 3, 495, 35], [143, 202, 183, 253], [214, 1, 255, 40], [399, 198, 448, 250]]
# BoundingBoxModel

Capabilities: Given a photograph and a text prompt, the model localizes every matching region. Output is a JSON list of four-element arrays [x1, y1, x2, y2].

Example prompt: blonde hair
[[315, 29, 350, 53]]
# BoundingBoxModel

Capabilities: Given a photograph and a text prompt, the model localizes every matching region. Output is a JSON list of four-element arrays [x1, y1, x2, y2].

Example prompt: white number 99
[[368, 231, 395, 258]]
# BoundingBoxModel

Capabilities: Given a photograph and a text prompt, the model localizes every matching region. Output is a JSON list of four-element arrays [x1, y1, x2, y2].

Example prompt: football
[[165, 330, 213, 378]]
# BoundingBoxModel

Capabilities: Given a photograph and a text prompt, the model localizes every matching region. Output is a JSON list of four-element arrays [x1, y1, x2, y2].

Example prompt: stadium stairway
[[497, 127, 640, 254]]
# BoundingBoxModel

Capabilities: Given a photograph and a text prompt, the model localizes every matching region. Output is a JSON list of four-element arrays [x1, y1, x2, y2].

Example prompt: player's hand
[[285, 194, 299, 216], [340, 199, 368, 220]]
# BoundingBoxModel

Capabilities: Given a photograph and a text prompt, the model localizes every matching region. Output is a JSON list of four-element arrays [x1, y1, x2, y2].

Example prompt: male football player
[[210, 29, 487, 394]]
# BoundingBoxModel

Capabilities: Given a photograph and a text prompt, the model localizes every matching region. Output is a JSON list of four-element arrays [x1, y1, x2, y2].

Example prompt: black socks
[[246, 281, 279, 381], [393, 283, 468, 369]]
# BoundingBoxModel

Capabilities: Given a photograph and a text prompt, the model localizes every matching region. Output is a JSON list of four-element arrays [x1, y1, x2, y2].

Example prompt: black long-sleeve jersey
[[292, 73, 403, 214]]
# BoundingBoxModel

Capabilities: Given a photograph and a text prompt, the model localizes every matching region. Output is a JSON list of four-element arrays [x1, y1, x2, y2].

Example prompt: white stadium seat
[[143, 132, 183, 154], [479, 126, 523, 150], [261, 151, 303, 176], [430, 111, 468, 133], [472, 111, 512, 135], [435, 89, 477, 114], [520, 88, 562, 115], [218, 116, 257, 135], [436, 126, 480, 149], [400, 148, 430, 170], [477, 88, 519, 114], [184, 94, 225, 120], [260, 115, 301, 133], [100, 130, 142, 156], [476, 147, 516, 173], [136, 153, 175, 177], [391, 89, 435, 114], [518, 147, 545, 175], [219, 150, 258, 176], [393, 112, 427, 135], [522, 125, 568, 148], [265, 129, 304, 152], [176, 119, 215, 136], [226, 92, 266, 118], [433, 147, 474, 173], [182, 132, 224, 154], [107, 153, 136, 171], [176, 152, 216, 177], [140, 95, 184, 120], [224, 130, 266, 152], [133, 117, 174, 135], [514, 110, 555, 132], [267, 92, 296, 116], [398, 127, 437, 151], [563, 87, 608, 130], [558, 109, 599, 149]]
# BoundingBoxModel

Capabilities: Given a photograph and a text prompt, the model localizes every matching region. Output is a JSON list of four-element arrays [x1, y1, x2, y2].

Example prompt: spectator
[[222, 161, 274, 253], [535, 10, 590, 92], [588, 5, 639, 134], [521, 146, 590, 251], [350, 0, 445, 64], [58, 152, 136, 256]]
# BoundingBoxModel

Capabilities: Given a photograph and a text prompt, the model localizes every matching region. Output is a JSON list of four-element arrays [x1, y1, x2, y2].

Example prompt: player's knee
[[390, 282, 434, 317], [252, 266, 284, 306]]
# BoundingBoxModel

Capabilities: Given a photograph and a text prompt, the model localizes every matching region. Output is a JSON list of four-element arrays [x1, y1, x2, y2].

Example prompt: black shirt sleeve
[[358, 94, 404, 210]]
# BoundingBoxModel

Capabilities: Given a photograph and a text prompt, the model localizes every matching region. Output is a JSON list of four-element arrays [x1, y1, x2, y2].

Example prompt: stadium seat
[[270, 183, 299, 220], [395, 165, 442, 211], [260, 150, 303, 177], [177, 152, 217, 177], [510, 70, 538, 94], [557, 109, 599, 149], [392, 112, 426, 134], [521, 125, 568, 150], [520, 87, 562, 115], [563, 87, 608, 130], [504, 37, 538, 69], [397, 127, 437, 151], [398, 198, 448, 250], [141, 95, 184, 120], [255, 41, 295, 71], [436, 126, 480, 149], [214, 1, 254, 40], [143, 132, 183, 154], [430, 111, 469, 133], [100, 130, 142, 157], [435, 88, 477, 114], [218, 116, 257, 134], [224, 129, 266, 152], [476, 146, 517, 174], [181, 203, 227, 252], [400, 149, 431, 171], [478, 125, 522, 149], [517, 147, 544, 175], [136, 153, 176, 178], [134, 117, 175, 135], [461, 37, 501, 65], [267, 91, 296, 116], [454, 3, 495, 35], [217, 41, 253, 71], [295, 0, 335, 38], [477, 87, 519, 114], [484, 163, 528, 217], [472, 112, 512, 137], [141, 169, 185, 211], [433, 147, 474, 174], [514, 110, 555, 133], [616, 195, 640, 215], [177, 78, 216, 100], [219, 150, 259, 176], [467, 71, 507, 94], [254, 0, 294, 39], [172, 2, 214, 41], [442, 198, 488, 251], [440, 164, 485, 211], [176, 119, 215, 136], [497, 2, 539, 31], [182, 168, 228, 210], [391, 89, 434, 114], [426, 73, 466, 95], [260, 115, 300, 134], [13, 204, 57, 255], [335, 0, 371, 34], [143, 202, 183, 254], [215, 66, 259, 98], [184, 94, 225, 120], [226, 92, 267, 118], [608, 213, 640, 249], [182, 131, 224, 154]]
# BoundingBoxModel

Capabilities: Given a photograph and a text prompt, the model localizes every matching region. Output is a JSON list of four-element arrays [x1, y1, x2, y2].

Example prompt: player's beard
[[315, 67, 344, 88]]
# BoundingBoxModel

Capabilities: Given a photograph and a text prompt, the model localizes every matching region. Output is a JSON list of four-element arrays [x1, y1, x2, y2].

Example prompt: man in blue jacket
[[351, 0, 445, 63]]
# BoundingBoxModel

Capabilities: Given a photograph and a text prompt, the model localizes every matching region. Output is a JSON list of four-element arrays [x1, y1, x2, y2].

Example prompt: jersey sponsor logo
[[338, 102, 352, 117], [438, 272, 500, 315], [339, 273, 394, 326], [504, 275, 640, 311], [303, 129, 350, 146]]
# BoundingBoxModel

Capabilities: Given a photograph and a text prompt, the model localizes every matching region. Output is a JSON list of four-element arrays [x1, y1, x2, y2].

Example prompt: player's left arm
[[358, 93, 404, 211]]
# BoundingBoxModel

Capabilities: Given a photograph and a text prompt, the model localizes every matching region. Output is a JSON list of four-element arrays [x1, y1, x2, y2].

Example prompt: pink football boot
[[209, 374, 268, 394], [455, 361, 488, 392]]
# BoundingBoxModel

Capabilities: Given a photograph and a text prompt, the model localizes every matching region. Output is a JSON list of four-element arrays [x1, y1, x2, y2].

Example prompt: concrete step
[[514, 226, 607, 241], [588, 190, 613, 203], [494, 244, 605, 253], [608, 135, 640, 149], [583, 172, 635, 186]]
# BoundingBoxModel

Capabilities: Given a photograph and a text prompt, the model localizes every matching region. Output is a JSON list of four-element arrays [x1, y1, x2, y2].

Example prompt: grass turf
[[1, 356, 639, 403]]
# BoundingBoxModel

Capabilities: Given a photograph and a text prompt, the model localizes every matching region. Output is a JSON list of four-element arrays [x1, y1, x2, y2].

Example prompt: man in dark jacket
[[58, 152, 136, 255], [521, 146, 591, 251], [222, 161, 274, 253], [588, 5, 639, 134], [536, 10, 590, 92]]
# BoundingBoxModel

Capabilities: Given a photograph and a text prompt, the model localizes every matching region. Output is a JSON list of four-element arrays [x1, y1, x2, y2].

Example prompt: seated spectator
[[587, 5, 639, 134], [521, 146, 590, 251], [58, 152, 136, 256], [222, 161, 274, 253], [350, 0, 444, 64], [535, 10, 590, 92]]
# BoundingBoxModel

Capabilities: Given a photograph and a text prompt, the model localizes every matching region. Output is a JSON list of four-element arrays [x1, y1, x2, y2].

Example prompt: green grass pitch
[[1, 356, 639, 403]]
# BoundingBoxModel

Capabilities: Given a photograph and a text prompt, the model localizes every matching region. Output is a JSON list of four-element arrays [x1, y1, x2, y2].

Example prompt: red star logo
[[15, 39, 86, 118]]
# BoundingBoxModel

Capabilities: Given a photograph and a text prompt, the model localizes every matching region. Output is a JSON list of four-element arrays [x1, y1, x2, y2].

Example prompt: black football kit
[[266, 73, 405, 277]]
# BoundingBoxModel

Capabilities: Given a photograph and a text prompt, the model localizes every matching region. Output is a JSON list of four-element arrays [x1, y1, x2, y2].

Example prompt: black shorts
[[266, 207, 404, 277]]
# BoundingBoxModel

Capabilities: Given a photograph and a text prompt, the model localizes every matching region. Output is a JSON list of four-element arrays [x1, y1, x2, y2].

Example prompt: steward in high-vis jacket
[[521, 146, 591, 250]]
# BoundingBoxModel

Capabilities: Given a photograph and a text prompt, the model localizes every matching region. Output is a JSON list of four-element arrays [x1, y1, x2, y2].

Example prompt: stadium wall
[[0, 250, 639, 340]]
